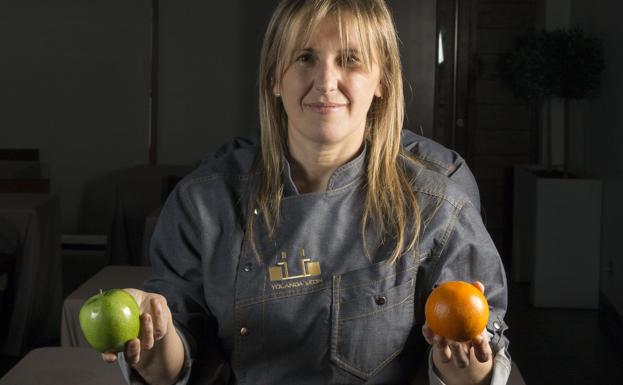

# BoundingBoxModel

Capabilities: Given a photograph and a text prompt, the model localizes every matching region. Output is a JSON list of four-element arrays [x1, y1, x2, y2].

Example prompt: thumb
[[101, 352, 118, 363], [471, 281, 485, 294]]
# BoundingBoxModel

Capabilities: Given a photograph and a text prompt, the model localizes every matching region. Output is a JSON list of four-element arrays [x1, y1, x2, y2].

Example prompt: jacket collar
[[282, 143, 367, 196]]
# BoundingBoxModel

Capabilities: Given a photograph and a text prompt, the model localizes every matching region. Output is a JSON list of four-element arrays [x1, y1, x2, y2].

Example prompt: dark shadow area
[[507, 281, 623, 385]]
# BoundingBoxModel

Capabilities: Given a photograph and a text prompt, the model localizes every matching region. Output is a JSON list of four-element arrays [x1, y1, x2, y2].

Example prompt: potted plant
[[502, 28, 604, 175], [501, 28, 605, 308]]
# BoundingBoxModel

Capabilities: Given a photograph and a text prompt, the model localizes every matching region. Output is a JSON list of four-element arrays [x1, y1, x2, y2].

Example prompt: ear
[[374, 82, 383, 98]]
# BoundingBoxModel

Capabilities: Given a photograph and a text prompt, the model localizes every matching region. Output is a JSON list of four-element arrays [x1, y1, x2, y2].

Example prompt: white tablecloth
[[0, 347, 126, 385], [0, 194, 62, 356], [61, 265, 151, 348]]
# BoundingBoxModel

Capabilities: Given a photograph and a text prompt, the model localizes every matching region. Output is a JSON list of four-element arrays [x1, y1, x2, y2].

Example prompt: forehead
[[301, 17, 349, 48], [286, 12, 374, 54]]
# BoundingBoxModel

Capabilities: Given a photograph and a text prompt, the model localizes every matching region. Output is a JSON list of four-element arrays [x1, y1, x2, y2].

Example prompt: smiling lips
[[304, 102, 348, 114]]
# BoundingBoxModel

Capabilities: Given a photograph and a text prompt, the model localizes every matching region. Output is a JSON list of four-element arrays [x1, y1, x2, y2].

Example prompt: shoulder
[[401, 129, 481, 212], [178, 135, 259, 191], [166, 136, 259, 218], [404, 159, 473, 212], [401, 129, 465, 177]]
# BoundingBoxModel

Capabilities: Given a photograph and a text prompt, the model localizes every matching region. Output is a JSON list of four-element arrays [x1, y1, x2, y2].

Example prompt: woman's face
[[277, 16, 383, 149]]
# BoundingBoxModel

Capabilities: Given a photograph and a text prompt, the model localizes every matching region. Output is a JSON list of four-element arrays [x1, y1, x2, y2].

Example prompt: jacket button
[[375, 296, 387, 305], [243, 263, 253, 272], [239, 327, 249, 336]]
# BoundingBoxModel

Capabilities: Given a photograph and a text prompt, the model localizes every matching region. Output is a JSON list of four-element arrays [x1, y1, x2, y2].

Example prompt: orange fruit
[[424, 281, 489, 342]]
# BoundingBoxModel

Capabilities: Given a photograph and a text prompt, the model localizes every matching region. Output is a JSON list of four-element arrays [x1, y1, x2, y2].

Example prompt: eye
[[339, 53, 361, 68], [295, 52, 314, 65]]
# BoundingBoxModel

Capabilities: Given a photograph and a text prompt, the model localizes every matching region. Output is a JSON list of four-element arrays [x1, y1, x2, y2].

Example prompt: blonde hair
[[249, 0, 421, 263]]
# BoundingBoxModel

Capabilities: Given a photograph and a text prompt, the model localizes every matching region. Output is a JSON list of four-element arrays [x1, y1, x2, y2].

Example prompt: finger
[[473, 334, 492, 363], [101, 352, 117, 363], [433, 335, 452, 363], [472, 281, 485, 294], [151, 297, 167, 341], [141, 313, 155, 350], [124, 338, 141, 366], [449, 341, 470, 368]]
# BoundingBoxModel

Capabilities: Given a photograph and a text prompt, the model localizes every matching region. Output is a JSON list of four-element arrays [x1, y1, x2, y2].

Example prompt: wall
[[570, 0, 623, 318], [157, 0, 250, 165], [1, 0, 437, 233], [0, 0, 152, 232], [536, 0, 569, 167], [157, 0, 438, 162], [468, 0, 537, 256], [390, 0, 437, 138]]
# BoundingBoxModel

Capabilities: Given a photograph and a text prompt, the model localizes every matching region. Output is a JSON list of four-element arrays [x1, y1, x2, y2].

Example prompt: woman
[[104, 1, 510, 384]]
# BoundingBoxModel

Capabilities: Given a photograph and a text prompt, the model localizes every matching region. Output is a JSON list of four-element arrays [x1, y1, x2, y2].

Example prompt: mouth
[[304, 102, 348, 114]]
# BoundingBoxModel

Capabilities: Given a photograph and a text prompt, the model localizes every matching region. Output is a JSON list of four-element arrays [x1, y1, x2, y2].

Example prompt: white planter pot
[[512, 165, 602, 308]]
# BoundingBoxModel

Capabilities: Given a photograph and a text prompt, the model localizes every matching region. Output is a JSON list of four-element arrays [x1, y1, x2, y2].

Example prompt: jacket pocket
[[330, 268, 415, 380]]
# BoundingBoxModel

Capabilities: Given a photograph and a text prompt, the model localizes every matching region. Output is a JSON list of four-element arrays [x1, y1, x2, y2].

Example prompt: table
[[0, 347, 126, 385], [61, 265, 152, 348], [0, 194, 62, 356]]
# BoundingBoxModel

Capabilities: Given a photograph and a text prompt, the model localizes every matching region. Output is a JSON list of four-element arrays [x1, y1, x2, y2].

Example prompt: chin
[[308, 126, 356, 145], [289, 118, 364, 147]]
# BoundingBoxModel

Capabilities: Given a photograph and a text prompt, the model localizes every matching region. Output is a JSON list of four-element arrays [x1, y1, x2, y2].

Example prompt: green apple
[[79, 289, 141, 353]]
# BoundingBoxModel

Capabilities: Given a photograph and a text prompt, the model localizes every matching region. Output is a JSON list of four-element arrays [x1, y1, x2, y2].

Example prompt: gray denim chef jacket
[[118, 129, 510, 384]]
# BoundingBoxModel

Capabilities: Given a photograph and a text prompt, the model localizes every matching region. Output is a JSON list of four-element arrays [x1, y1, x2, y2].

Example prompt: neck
[[287, 133, 364, 194]]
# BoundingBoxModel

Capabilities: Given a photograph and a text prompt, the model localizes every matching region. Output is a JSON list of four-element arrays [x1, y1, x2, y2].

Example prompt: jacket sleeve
[[418, 200, 511, 384], [117, 182, 230, 384]]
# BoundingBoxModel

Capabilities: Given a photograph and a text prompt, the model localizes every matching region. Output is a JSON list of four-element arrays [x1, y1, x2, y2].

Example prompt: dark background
[[1, 0, 622, 384]]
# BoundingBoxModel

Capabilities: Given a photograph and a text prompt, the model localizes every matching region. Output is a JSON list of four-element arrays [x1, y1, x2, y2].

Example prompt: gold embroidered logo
[[269, 249, 321, 282]]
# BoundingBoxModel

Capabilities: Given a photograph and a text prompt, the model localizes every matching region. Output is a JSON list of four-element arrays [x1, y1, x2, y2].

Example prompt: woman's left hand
[[422, 321, 492, 368], [421, 281, 493, 379]]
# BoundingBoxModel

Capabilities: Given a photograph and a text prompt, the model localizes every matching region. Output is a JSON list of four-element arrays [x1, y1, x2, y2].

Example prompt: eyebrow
[[295, 47, 362, 54]]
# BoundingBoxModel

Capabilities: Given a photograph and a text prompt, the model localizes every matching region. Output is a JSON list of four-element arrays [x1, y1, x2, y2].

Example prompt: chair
[[0, 149, 49, 193], [0, 149, 39, 161], [0, 253, 16, 345], [509, 361, 527, 385]]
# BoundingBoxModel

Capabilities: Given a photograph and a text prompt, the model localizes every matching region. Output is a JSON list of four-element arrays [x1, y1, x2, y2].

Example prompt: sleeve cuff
[[116, 325, 193, 385], [427, 346, 512, 385], [172, 324, 194, 384]]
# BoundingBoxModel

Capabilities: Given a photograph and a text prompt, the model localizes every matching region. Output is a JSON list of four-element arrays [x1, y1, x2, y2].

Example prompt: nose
[[314, 60, 338, 94]]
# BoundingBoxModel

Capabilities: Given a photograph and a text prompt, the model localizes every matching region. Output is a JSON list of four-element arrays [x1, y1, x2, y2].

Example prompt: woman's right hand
[[100, 288, 173, 366]]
